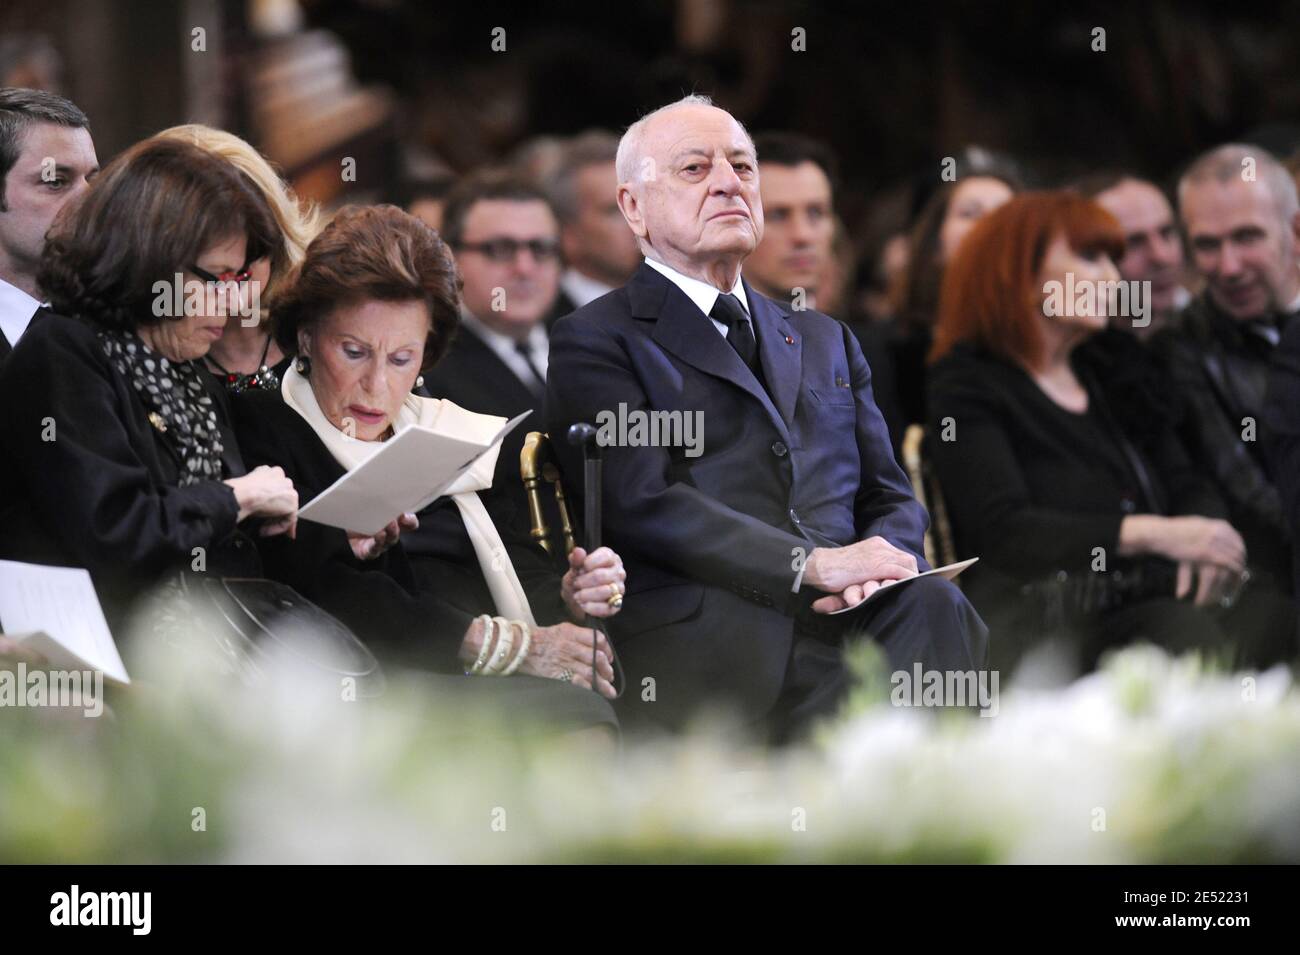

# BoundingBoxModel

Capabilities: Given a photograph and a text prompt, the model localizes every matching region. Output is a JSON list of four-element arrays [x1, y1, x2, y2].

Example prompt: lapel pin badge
[[784, 335, 795, 345]]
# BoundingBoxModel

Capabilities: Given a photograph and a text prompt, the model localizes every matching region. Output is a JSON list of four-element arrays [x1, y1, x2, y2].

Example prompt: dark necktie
[[513, 339, 546, 400], [711, 293, 759, 374]]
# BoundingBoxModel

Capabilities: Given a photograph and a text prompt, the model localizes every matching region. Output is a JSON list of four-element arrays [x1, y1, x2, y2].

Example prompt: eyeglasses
[[190, 261, 253, 286], [455, 238, 561, 264]]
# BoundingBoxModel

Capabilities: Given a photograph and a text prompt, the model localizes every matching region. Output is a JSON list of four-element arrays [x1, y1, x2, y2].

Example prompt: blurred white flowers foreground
[[2, 620, 1298, 863]]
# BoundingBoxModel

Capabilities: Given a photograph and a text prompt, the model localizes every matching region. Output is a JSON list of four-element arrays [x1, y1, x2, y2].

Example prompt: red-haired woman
[[927, 191, 1295, 674]]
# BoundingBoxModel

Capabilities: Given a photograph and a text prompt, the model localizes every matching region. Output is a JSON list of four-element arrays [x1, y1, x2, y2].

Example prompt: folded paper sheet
[[297, 410, 532, 535], [0, 560, 130, 684], [826, 557, 979, 614]]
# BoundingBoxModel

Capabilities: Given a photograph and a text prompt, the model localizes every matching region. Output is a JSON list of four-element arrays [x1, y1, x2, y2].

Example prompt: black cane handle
[[566, 423, 622, 699]]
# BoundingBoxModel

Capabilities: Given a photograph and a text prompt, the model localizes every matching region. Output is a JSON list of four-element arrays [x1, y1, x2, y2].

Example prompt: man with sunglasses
[[424, 172, 565, 542]]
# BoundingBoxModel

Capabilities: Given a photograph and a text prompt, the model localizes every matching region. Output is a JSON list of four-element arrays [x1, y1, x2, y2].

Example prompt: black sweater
[[926, 339, 1227, 589]]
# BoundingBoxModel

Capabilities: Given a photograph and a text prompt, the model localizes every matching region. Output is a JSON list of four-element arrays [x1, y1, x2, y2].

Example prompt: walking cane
[[567, 423, 623, 697]]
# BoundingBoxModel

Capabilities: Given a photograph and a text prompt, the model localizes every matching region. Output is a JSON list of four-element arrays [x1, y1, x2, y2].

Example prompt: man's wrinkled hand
[[804, 536, 918, 595]]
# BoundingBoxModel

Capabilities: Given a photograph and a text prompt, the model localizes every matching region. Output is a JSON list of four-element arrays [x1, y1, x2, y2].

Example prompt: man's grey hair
[[549, 129, 620, 223], [1178, 143, 1300, 226], [615, 94, 754, 186]]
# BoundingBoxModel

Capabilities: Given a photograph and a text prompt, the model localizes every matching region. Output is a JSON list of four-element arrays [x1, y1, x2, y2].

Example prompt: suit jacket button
[[771, 440, 789, 458], [789, 508, 801, 525]]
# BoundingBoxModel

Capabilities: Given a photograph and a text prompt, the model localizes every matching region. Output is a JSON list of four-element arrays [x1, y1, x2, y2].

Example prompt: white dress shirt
[[0, 276, 43, 350], [643, 256, 751, 335], [459, 309, 549, 393], [559, 269, 617, 310]]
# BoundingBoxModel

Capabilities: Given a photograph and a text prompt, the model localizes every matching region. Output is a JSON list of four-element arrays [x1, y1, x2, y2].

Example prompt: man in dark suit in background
[[0, 87, 97, 366], [546, 95, 987, 740], [1154, 144, 1300, 596], [423, 173, 563, 540]]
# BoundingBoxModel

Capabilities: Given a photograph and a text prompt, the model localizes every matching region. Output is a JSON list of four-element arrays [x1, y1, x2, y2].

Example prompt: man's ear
[[618, 184, 648, 240]]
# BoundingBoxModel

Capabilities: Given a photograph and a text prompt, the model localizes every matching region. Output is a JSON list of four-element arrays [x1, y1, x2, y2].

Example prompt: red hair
[[928, 191, 1124, 369]]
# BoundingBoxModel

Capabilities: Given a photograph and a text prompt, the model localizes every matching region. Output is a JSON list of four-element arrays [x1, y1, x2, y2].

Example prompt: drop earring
[[295, 355, 311, 376], [414, 374, 425, 390]]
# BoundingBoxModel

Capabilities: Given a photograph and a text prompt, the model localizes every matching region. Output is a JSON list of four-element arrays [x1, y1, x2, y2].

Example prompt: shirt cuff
[[791, 559, 808, 594]]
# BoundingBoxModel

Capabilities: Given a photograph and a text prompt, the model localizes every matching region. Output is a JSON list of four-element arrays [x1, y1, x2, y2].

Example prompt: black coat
[[422, 324, 541, 428], [888, 320, 932, 443], [421, 324, 561, 550], [231, 388, 569, 674], [1151, 293, 1293, 584], [0, 306, 54, 371], [842, 314, 906, 463], [544, 289, 579, 332], [0, 314, 259, 630], [544, 261, 931, 726], [1264, 317, 1300, 598]]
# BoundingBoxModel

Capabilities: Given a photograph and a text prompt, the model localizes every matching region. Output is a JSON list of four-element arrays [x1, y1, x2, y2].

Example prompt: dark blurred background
[[6, 0, 1300, 272]]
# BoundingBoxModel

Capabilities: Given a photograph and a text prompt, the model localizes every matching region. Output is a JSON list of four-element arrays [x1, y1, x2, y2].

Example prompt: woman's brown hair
[[889, 171, 1021, 334], [928, 191, 1124, 370], [272, 204, 461, 372], [39, 137, 280, 331]]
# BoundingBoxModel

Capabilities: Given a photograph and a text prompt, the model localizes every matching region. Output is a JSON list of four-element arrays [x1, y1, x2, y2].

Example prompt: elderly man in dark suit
[[546, 95, 987, 740]]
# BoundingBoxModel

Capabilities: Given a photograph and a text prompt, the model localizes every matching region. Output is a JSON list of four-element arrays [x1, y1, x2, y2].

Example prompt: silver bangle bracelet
[[485, 615, 515, 675], [469, 614, 495, 674], [501, 620, 532, 676]]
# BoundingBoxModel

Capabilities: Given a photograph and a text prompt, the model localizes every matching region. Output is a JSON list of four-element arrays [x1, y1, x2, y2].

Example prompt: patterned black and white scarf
[[100, 330, 225, 486]]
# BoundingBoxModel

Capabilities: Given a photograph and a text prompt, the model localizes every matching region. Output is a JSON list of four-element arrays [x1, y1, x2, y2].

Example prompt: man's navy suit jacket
[[545, 261, 930, 724]]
